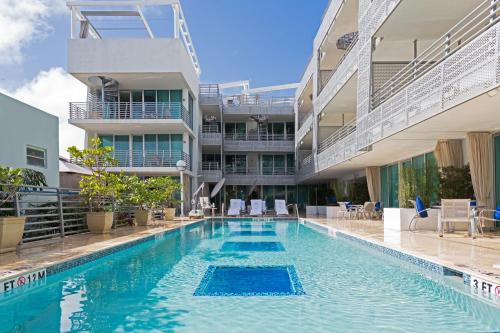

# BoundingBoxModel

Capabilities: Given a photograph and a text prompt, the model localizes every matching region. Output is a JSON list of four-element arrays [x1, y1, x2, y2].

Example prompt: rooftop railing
[[69, 101, 193, 128], [223, 133, 294, 141], [199, 84, 221, 105], [371, 0, 500, 108], [222, 94, 295, 115]]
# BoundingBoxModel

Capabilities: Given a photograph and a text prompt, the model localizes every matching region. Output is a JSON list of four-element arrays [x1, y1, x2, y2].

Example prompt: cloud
[[1, 67, 87, 157], [0, 0, 66, 64]]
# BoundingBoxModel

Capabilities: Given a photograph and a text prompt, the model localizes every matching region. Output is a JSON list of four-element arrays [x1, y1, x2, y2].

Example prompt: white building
[[0, 92, 59, 186], [295, 0, 500, 213]]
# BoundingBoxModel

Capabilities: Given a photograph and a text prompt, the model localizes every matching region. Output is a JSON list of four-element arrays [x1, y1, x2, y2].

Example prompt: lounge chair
[[228, 199, 241, 216], [337, 201, 357, 219], [199, 197, 211, 215], [250, 199, 263, 216], [275, 199, 289, 216]]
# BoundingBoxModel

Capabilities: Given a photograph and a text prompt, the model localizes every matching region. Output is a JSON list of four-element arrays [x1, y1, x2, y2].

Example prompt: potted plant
[[68, 138, 124, 234], [0, 167, 25, 253], [128, 176, 168, 226], [160, 177, 182, 221]]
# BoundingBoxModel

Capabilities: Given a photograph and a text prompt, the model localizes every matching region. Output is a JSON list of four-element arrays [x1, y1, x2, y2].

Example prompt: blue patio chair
[[374, 201, 383, 219], [408, 196, 432, 231], [477, 204, 500, 235]]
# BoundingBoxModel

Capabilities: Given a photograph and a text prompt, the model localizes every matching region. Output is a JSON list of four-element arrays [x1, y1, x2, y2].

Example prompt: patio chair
[[275, 199, 289, 216], [477, 203, 500, 235], [228, 199, 241, 216], [250, 200, 263, 216], [440, 199, 474, 238], [358, 202, 375, 219], [408, 196, 432, 231], [374, 201, 383, 219], [337, 201, 356, 219]]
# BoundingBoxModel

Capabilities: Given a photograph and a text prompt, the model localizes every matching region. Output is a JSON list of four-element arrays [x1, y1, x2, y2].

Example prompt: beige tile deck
[[306, 217, 500, 281], [0, 219, 202, 281]]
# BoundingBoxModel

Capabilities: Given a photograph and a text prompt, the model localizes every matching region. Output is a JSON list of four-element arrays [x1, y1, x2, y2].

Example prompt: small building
[[59, 156, 92, 189], [0, 92, 59, 186]]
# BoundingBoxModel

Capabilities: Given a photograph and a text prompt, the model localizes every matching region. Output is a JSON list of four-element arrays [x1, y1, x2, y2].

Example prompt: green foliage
[[0, 166, 24, 216], [439, 165, 474, 199], [347, 177, 370, 204], [21, 169, 47, 187], [128, 176, 181, 210], [67, 138, 126, 212], [399, 162, 440, 208]]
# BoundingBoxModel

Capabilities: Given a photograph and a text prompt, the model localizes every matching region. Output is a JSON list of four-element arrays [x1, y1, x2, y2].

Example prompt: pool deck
[[0, 219, 202, 282], [306, 217, 500, 283], [1, 216, 500, 292]]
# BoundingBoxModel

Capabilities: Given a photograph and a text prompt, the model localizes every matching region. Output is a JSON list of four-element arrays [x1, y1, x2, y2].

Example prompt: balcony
[[296, 112, 313, 148], [223, 133, 295, 152], [223, 95, 294, 116], [224, 167, 296, 186], [69, 101, 193, 134], [199, 125, 222, 145], [102, 150, 191, 173], [199, 162, 222, 182], [316, 37, 359, 114], [199, 84, 221, 106]]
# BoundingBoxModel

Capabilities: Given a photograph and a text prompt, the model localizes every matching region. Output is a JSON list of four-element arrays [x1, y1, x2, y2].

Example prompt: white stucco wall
[[0, 93, 59, 186]]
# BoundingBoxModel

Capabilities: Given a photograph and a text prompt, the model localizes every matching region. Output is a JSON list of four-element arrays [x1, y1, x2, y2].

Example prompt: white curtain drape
[[434, 139, 463, 168], [365, 166, 381, 202], [466, 132, 493, 207]]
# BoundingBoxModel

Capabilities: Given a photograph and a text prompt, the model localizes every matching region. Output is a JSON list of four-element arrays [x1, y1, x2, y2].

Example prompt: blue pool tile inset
[[194, 266, 305, 296], [238, 223, 274, 229], [230, 231, 277, 236], [221, 242, 285, 252]]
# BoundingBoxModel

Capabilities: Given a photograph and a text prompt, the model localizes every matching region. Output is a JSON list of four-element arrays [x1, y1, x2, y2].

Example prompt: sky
[[0, 0, 328, 155]]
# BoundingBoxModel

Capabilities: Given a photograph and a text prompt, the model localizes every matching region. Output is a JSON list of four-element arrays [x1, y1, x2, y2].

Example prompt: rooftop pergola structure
[[67, 0, 201, 75]]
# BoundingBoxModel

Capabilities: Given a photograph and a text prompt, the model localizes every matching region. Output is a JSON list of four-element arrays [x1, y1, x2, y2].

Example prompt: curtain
[[434, 139, 463, 168], [466, 133, 493, 207], [365, 166, 381, 202]]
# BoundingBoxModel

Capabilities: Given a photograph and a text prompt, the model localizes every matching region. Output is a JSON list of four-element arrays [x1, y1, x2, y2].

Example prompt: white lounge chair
[[275, 199, 289, 216], [228, 199, 241, 216], [199, 197, 211, 215], [250, 199, 263, 216]]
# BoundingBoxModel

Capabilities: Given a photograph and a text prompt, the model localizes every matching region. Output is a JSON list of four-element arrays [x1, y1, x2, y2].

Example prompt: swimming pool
[[1, 219, 499, 332]]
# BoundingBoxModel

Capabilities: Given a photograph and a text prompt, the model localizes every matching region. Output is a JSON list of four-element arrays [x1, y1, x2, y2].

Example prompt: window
[[26, 146, 46, 168]]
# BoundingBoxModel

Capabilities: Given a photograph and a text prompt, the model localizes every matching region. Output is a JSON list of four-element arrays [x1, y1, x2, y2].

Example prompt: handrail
[[372, 0, 500, 108], [318, 118, 357, 154], [223, 94, 295, 107], [69, 101, 193, 128], [224, 133, 294, 141], [79, 150, 192, 169], [201, 161, 221, 171], [224, 167, 295, 176], [319, 33, 359, 93], [201, 124, 221, 133]]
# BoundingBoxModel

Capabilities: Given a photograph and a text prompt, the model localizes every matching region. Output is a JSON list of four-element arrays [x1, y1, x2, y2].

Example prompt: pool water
[[1, 219, 500, 332]]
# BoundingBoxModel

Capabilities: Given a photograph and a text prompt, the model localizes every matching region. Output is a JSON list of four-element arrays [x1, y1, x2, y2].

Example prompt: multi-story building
[[66, 1, 328, 213], [295, 0, 500, 210]]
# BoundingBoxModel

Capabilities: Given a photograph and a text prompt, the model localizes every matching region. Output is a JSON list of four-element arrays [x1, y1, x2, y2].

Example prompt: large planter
[[86, 211, 113, 234], [135, 209, 151, 226], [163, 208, 176, 221], [0, 216, 25, 253]]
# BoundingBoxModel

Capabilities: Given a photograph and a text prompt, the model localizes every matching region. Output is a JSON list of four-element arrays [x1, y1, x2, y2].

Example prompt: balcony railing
[[69, 102, 193, 128], [224, 133, 295, 151], [371, 0, 500, 108], [224, 166, 295, 176], [318, 33, 359, 94], [222, 95, 295, 115], [224, 167, 296, 185], [199, 84, 221, 105], [106, 150, 191, 170], [200, 125, 222, 145], [200, 162, 222, 181], [318, 119, 357, 154]]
